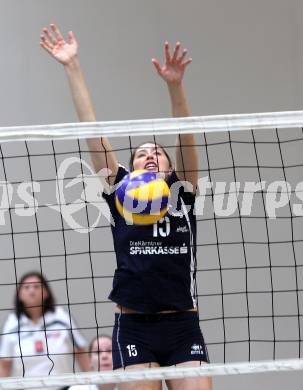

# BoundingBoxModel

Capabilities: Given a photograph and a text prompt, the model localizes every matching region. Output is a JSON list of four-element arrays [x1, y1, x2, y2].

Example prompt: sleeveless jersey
[[103, 165, 197, 313]]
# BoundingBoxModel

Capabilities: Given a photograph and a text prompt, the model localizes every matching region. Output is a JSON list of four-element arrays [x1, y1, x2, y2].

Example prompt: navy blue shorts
[[112, 311, 209, 369]]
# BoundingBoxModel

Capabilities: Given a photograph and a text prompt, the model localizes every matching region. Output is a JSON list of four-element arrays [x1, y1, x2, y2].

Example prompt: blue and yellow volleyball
[[115, 170, 170, 225]]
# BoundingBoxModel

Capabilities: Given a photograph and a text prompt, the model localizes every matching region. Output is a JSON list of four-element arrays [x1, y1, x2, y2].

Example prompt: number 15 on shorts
[[126, 344, 138, 357]]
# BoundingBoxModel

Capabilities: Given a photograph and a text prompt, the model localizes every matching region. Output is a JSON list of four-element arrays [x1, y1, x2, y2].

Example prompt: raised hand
[[152, 42, 192, 85], [40, 23, 78, 65]]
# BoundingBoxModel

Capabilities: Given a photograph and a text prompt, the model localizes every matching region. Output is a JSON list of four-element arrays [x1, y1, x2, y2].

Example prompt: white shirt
[[0, 307, 87, 389]]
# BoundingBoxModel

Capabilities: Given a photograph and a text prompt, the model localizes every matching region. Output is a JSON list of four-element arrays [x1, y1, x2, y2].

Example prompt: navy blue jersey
[[103, 165, 197, 313]]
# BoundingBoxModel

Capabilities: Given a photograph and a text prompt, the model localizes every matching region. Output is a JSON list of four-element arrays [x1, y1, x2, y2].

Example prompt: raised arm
[[75, 347, 90, 372], [152, 42, 198, 191], [40, 24, 118, 184]]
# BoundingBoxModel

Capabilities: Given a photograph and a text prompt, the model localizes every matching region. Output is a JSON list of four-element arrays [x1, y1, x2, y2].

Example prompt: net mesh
[[0, 111, 302, 388]]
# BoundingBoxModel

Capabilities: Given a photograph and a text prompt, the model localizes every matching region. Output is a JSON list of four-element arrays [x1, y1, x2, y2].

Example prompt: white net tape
[[0, 110, 303, 141], [0, 358, 302, 389]]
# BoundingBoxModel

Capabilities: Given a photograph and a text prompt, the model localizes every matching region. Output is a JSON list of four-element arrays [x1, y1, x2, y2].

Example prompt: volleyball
[[115, 170, 170, 225]]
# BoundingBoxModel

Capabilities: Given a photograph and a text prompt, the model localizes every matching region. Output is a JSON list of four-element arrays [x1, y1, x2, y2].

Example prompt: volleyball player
[[0, 272, 90, 389], [40, 23, 212, 390]]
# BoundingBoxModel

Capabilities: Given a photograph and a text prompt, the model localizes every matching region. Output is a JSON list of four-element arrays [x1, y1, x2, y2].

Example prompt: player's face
[[132, 143, 171, 174], [18, 276, 49, 309], [90, 337, 113, 371]]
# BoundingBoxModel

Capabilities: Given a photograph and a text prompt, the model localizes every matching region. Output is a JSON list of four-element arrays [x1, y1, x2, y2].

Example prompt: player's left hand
[[152, 42, 192, 85]]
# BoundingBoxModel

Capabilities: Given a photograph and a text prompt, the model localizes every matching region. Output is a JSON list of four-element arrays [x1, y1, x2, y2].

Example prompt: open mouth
[[144, 162, 158, 170]]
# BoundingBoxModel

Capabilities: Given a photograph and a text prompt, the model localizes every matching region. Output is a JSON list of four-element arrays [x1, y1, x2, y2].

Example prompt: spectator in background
[[0, 271, 90, 390], [69, 334, 117, 390]]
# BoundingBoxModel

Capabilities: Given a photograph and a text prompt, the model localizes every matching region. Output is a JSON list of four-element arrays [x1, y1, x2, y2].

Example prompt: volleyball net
[[0, 110, 302, 388]]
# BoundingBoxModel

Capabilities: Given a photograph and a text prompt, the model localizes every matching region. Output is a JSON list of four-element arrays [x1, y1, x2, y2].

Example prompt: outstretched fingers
[[151, 58, 162, 75], [178, 48, 188, 64], [164, 41, 171, 64], [174, 44, 192, 69], [172, 41, 181, 62], [40, 23, 78, 65], [40, 36, 52, 53], [40, 29, 55, 53], [50, 23, 64, 42], [182, 57, 193, 68], [166, 41, 192, 66], [152, 41, 192, 82], [67, 31, 76, 45], [41, 27, 57, 46]]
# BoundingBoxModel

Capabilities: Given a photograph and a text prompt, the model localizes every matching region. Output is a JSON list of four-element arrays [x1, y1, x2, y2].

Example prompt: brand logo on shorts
[[191, 344, 204, 355]]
